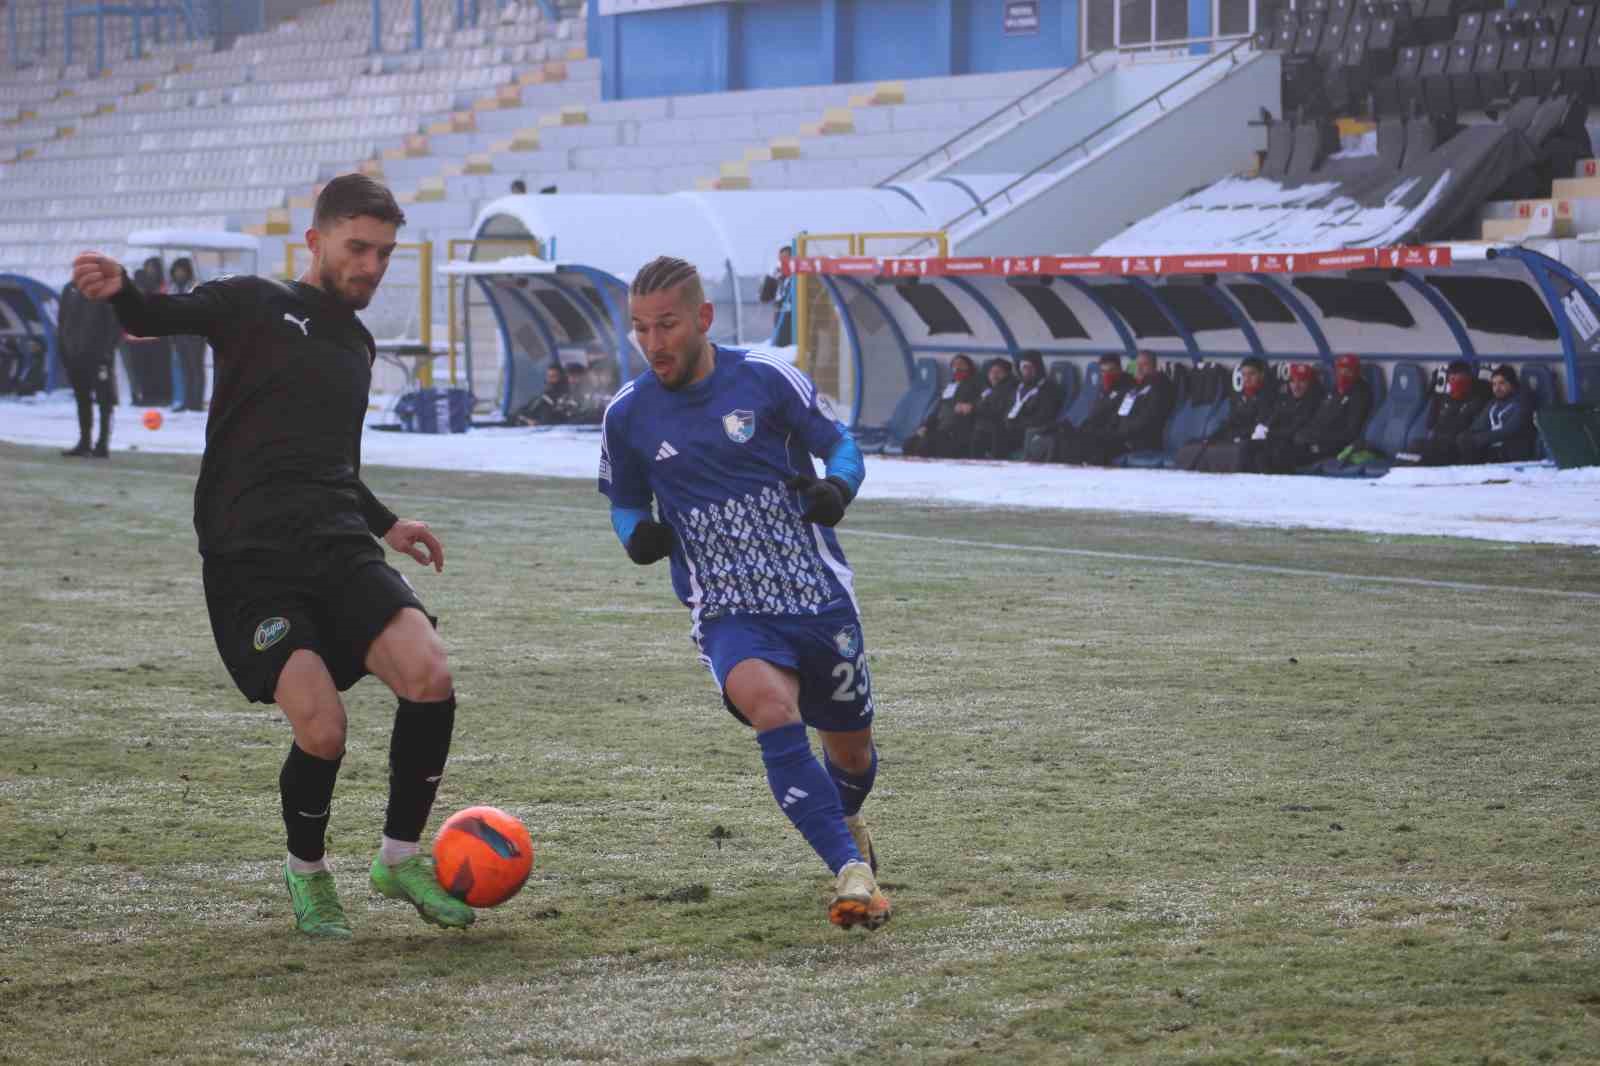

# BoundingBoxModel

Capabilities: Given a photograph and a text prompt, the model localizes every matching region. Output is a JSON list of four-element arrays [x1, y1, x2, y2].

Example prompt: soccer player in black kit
[[71, 175, 473, 938]]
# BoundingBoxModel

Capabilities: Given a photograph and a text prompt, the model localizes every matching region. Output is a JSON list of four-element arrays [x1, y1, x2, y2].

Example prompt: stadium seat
[[1060, 363, 1105, 427], [1048, 360, 1080, 411], [1473, 38, 1508, 102], [1116, 365, 1231, 469], [1377, 115, 1407, 168], [1574, 360, 1600, 403], [1419, 42, 1454, 114], [1261, 118, 1295, 179], [1447, 40, 1482, 110], [1337, 361, 1429, 476], [867, 357, 942, 454], [1286, 120, 1339, 182], [1528, 34, 1560, 93]]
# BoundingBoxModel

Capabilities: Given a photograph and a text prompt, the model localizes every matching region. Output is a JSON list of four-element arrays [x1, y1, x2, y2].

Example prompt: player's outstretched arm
[[611, 504, 673, 565], [73, 249, 241, 340]]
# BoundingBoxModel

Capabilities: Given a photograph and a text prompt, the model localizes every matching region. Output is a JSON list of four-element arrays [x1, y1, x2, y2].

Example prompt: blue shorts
[[694, 608, 875, 733]]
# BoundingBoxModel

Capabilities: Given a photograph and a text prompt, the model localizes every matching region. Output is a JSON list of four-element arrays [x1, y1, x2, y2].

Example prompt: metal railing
[[876, 50, 1121, 188], [899, 36, 1256, 256]]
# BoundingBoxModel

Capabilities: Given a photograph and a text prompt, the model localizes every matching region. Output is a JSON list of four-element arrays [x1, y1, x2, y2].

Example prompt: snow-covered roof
[[437, 256, 560, 277], [125, 229, 261, 253]]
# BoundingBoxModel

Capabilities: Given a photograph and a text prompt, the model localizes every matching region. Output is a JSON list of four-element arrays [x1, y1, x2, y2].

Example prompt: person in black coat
[[1259, 363, 1325, 473], [57, 280, 122, 457], [1176, 356, 1275, 472], [1103, 350, 1176, 458], [967, 358, 1017, 458], [122, 257, 174, 407], [1051, 352, 1143, 464], [167, 257, 208, 411], [1288, 353, 1372, 471], [1397, 360, 1488, 466], [1457, 364, 1537, 463], [985, 350, 1062, 460], [515, 363, 578, 426], [903, 353, 983, 458]]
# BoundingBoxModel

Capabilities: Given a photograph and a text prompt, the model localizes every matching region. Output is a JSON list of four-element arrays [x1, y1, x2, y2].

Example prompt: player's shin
[[823, 745, 877, 817], [756, 722, 862, 874], [281, 743, 342, 870], [381, 695, 456, 863]]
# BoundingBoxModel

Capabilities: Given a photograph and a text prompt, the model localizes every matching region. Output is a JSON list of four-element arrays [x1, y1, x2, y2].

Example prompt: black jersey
[[109, 273, 398, 555]]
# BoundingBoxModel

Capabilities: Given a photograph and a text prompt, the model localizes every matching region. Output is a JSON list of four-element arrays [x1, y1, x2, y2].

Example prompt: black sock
[[74, 393, 92, 447], [280, 743, 342, 863], [383, 695, 456, 843], [96, 404, 112, 447]]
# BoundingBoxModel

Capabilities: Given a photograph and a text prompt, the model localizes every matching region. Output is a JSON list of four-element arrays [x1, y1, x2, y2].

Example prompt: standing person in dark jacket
[[988, 350, 1062, 460], [1051, 353, 1134, 464], [123, 257, 174, 408], [70, 174, 475, 939], [168, 257, 208, 412], [903, 353, 982, 457], [967, 357, 1017, 458], [1176, 356, 1274, 472], [57, 279, 122, 458], [1457, 364, 1537, 463], [1259, 363, 1324, 473], [1397, 360, 1487, 466], [1289, 353, 1371, 471]]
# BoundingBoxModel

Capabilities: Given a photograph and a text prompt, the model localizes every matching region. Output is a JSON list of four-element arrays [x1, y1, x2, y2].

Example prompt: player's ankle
[[287, 851, 330, 875], [378, 836, 420, 867]]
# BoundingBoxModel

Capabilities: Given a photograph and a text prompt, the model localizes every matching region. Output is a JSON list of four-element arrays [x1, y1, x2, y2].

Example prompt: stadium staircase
[[869, 43, 1283, 258]]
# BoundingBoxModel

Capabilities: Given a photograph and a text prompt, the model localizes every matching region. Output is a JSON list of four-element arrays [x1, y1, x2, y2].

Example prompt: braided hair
[[631, 256, 705, 308]]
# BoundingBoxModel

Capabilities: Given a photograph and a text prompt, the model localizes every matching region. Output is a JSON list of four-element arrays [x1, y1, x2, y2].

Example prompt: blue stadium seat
[[1048, 359, 1080, 412], [1060, 362, 1104, 427], [1330, 361, 1429, 477], [1575, 361, 1600, 403], [867, 357, 943, 454], [1115, 365, 1229, 469]]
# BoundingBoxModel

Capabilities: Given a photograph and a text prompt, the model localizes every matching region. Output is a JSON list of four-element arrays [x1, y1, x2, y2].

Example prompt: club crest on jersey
[[253, 617, 290, 652], [834, 625, 861, 659], [722, 409, 756, 444]]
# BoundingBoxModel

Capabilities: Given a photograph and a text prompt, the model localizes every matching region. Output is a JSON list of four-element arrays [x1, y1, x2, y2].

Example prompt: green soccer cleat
[[284, 861, 353, 939], [844, 813, 878, 875], [370, 855, 476, 930]]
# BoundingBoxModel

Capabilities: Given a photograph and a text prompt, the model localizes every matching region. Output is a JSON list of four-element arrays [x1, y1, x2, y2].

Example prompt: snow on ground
[[4, 394, 1599, 547]]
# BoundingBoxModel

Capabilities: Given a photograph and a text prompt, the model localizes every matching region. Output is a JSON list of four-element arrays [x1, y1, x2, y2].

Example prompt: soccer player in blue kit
[[599, 257, 890, 930]]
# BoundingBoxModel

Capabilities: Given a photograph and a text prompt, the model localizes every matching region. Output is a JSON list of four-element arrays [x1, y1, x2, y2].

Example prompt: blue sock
[[824, 746, 877, 817], [757, 722, 862, 875]]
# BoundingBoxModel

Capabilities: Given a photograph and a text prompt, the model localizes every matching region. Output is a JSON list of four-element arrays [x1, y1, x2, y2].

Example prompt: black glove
[[625, 520, 674, 565], [786, 473, 851, 527]]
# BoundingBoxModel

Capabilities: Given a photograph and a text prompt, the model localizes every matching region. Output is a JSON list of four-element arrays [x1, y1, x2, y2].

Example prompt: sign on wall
[[1004, 0, 1041, 35]]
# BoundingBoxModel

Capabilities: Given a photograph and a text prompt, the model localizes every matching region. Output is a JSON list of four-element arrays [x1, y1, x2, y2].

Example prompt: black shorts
[[202, 542, 433, 704]]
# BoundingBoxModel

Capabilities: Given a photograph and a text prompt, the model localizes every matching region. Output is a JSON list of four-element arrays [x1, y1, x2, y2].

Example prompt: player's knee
[[742, 696, 801, 731], [394, 649, 453, 703], [299, 715, 347, 760], [826, 741, 873, 775]]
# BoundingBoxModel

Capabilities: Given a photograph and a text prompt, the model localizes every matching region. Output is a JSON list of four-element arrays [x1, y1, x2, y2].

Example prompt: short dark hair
[[1099, 352, 1123, 365], [1492, 363, 1519, 387], [314, 174, 406, 231], [632, 256, 705, 307], [1240, 356, 1267, 375]]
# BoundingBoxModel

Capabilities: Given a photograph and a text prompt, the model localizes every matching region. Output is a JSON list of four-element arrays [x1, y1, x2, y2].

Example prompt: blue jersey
[[599, 346, 858, 623]]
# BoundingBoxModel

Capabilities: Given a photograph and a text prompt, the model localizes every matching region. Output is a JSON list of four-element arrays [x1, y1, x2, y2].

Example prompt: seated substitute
[[514, 363, 578, 426], [1175, 356, 1274, 472], [903, 353, 982, 458], [967, 357, 1018, 459], [600, 256, 891, 931], [1457, 364, 1538, 463], [1396, 360, 1487, 466], [1055, 351, 1173, 465], [1258, 363, 1325, 473], [1287, 353, 1372, 472], [988, 350, 1063, 460], [1028, 353, 1129, 462]]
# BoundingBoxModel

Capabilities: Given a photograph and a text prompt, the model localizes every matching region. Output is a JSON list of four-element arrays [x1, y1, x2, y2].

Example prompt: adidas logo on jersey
[[780, 786, 809, 809], [655, 441, 679, 462]]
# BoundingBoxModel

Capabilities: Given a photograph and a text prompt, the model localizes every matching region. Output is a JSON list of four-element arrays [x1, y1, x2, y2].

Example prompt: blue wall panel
[[958, 0, 1073, 73], [616, 3, 729, 99], [734, 0, 825, 89], [842, 0, 942, 81]]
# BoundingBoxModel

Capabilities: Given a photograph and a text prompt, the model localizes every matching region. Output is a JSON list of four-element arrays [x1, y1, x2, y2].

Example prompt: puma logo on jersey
[[283, 312, 311, 336], [655, 441, 679, 461]]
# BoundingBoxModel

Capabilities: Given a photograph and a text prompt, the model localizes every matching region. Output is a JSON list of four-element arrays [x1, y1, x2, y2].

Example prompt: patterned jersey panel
[[598, 347, 854, 620]]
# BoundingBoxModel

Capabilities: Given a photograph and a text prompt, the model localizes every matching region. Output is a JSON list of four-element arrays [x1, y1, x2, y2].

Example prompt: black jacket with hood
[[1004, 352, 1063, 432]]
